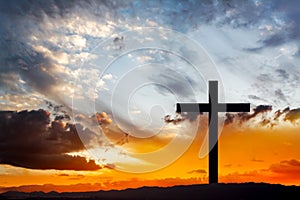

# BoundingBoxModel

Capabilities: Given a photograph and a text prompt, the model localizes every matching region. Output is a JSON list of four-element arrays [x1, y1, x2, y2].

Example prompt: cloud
[[2, 153, 100, 171], [0, 94, 44, 111], [166, 104, 276, 126], [149, 69, 198, 102], [0, 0, 122, 111], [227, 105, 300, 127], [275, 89, 287, 102], [102, 74, 113, 80], [0, 109, 101, 170], [58, 173, 69, 177], [187, 169, 207, 174], [225, 105, 272, 125], [0, 43, 57, 91], [0, 38, 72, 110], [251, 158, 264, 163], [74, 111, 112, 127], [1, 0, 299, 116], [224, 164, 232, 168], [164, 112, 200, 124], [276, 69, 289, 79], [269, 159, 300, 174], [224, 113, 235, 125], [248, 95, 265, 101], [253, 105, 273, 114], [274, 107, 290, 120], [218, 159, 300, 185], [240, 1, 300, 51], [166, 104, 300, 128], [45, 101, 71, 121], [92, 112, 112, 126], [284, 108, 300, 123], [164, 114, 185, 125]]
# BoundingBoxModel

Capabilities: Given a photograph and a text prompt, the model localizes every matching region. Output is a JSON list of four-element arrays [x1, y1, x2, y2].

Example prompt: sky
[[1, 0, 300, 193]]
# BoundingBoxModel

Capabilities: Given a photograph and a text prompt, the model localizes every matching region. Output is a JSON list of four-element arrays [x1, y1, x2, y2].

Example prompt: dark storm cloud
[[1, 153, 100, 171], [0, 109, 101, 170]]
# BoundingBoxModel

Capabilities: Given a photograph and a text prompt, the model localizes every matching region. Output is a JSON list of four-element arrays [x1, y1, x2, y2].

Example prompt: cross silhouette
[[176, 81, 250, 184]]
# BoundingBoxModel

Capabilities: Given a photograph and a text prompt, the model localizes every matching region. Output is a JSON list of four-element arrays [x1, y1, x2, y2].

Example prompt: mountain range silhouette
[[1, 183, 300, 200]]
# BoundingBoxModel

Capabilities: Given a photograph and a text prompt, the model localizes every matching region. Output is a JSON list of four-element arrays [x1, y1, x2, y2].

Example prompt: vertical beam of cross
[[176, 81, 250, 184]]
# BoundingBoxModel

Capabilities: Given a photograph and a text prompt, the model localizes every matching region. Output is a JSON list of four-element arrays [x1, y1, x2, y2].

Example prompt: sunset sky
[[1, 0, 300, 193]]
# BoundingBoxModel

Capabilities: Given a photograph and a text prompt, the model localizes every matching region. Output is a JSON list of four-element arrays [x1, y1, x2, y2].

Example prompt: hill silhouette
[[1, 183, 300, 200]]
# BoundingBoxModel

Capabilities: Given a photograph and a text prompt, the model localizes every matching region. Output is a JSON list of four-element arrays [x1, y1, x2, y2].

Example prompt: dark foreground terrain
[[1, 183, 300, 200]]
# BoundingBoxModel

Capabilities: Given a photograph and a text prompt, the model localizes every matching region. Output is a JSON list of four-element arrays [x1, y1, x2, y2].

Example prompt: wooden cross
[[176, 81, 250, 184]]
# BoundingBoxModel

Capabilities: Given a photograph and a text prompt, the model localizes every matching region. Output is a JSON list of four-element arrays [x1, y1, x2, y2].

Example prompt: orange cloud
[[187, 169, 207, 174], [220, 159, 300, 185], [269, 159, 300, 174], [95, 112, 112, 125]]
